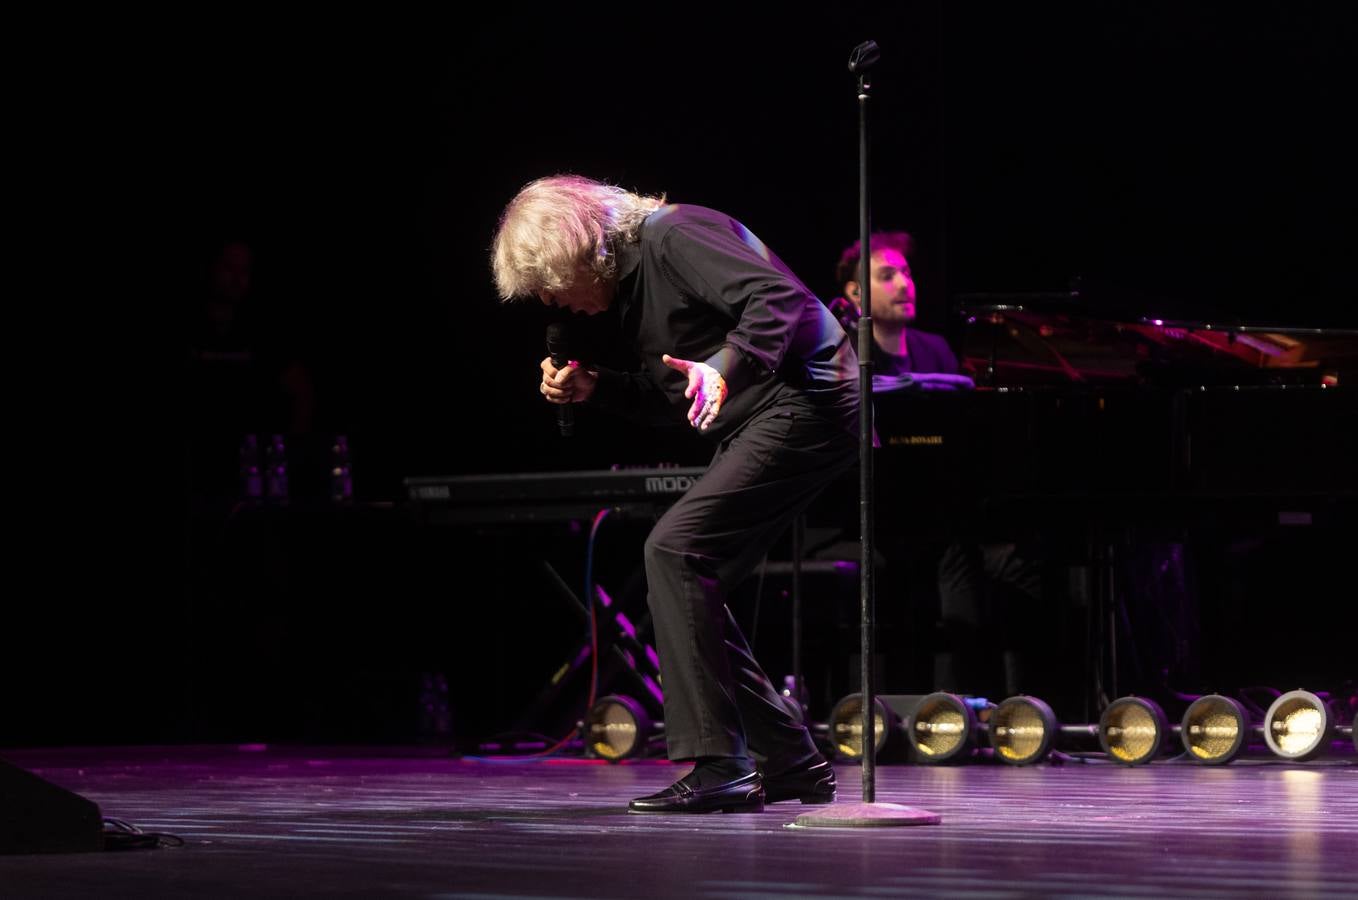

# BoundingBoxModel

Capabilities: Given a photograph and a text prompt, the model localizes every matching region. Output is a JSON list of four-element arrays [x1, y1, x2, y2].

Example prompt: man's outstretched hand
[[662, 354, 728, 432]]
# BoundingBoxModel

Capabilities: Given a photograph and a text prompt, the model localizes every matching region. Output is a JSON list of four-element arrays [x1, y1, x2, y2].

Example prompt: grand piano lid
[[953, 289, 1358, 387]]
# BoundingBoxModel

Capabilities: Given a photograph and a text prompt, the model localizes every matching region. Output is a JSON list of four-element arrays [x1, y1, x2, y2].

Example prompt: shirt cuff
[[703, 343, 759, 394]]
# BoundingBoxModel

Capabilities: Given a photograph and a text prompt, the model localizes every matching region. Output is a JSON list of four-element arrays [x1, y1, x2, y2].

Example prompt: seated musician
[[829, 232, 970, 393], [831, 231, 1041, 702]]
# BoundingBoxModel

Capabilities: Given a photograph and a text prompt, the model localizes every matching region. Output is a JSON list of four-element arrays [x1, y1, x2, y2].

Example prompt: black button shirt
[[591, 204, 859, 442]]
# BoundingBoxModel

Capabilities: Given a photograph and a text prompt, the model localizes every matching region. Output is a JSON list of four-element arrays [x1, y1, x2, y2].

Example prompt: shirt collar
[[614, 237, 642, 284], [610, 236, 642, 322]]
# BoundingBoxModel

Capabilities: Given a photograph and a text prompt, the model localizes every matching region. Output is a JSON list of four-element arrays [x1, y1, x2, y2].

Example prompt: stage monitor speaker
[[0, 758, 104, 854]]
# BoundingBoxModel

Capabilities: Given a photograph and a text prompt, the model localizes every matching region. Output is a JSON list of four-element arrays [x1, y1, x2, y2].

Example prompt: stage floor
[[3, 745, 1356, 898]]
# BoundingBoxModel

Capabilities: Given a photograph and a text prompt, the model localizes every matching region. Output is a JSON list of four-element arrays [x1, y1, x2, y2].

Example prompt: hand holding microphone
[[542, 324, 597, 436]]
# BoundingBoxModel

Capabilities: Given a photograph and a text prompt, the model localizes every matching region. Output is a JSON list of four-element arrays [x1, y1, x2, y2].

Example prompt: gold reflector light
[[908, 692, 977, 764], [1099, 696, 1169, 766], [1263, 690, 1332, 761], [828, 693, 890, 761], [585, 695, 653, 761], [1180, 694, 1250, 765], [990, 695, 1057, 766]]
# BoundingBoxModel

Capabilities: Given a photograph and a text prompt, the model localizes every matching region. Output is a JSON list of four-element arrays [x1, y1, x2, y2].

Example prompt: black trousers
[[934, 539, 1044, 698], [643, 392, 857, 764]]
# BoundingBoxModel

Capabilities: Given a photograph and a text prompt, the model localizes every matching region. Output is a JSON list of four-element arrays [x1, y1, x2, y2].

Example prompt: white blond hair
[[491, 175, 665, 300]]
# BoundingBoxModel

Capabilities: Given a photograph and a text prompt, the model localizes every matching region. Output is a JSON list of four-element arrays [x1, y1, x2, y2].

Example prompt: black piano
[[875, 297, 1358, 529], [867, 296, 1357, 707]]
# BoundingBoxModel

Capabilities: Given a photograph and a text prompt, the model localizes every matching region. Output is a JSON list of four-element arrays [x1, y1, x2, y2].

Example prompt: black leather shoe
[[628, 770, 765, 814], [763, 756, 836, 805]]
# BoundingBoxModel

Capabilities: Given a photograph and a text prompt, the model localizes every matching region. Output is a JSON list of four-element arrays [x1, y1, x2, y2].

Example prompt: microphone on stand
[[546, 322, 575, 437]]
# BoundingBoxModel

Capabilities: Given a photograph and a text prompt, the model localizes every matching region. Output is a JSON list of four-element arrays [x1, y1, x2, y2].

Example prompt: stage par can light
[[1099, 696, 1170, 766], [1263, 690, 1332, 762], [908, 692, 977, 764], [585, 695, 656, 762], [1180, 695, 1251, 765], [828, 693, 892, 762], [989, 696, 1058, 765]]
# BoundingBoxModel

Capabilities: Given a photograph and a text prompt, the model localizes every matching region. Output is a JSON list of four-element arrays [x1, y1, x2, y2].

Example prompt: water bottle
[[264, 433, 289, 503], [238, 434, 262, 501], [329, 434, 353, 504], [419, 672, 451, 738]]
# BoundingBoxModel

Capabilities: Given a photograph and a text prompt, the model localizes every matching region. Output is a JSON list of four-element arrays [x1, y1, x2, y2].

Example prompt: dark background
[[172, 5, 1354, 485], [11, 6, 1354, 747]]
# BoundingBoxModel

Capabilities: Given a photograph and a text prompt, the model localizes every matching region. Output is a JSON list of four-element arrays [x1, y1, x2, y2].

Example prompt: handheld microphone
[[545, 323, 575, 437], [848, 40, 880, 75]]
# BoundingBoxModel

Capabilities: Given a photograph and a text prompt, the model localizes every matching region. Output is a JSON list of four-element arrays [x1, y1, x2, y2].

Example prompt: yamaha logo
[[646, 475, 698, 494]]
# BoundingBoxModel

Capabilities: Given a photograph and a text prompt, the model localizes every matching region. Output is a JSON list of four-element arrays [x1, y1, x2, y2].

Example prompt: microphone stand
[[794, 39, 941, 829]]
